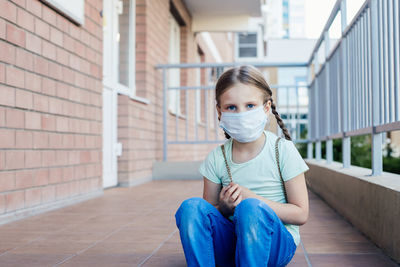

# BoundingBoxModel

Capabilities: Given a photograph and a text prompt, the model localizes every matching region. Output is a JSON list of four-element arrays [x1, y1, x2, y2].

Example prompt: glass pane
[[239, 33, 257, 44], [239, 47, 257, 58], [118, 0, 131, 87]]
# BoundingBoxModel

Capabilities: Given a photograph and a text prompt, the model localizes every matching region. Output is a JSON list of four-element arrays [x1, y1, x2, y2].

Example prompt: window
[[168, 16, 181, 115], [237, 32, 258, 58], [103, 0, 139, 99]]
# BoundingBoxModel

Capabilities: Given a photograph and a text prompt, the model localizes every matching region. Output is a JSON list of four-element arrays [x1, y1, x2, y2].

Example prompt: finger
[[233, 194, 242, 207], [226, 184, 239, 196], [231, 188, 242, 201]]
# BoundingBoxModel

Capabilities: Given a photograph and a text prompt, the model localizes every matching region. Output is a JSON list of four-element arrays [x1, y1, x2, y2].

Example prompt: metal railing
[[155, 62, 308, 161], [307, 0, 400, 175]]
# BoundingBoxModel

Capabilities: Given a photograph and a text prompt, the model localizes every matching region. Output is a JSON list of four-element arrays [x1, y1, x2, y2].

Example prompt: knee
[[175, 197, 209, 225], [234, 198, 275, 224]]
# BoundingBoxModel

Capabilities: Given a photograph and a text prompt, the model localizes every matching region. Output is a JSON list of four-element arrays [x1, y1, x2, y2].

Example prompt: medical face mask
[[219, 105, 268, 143]]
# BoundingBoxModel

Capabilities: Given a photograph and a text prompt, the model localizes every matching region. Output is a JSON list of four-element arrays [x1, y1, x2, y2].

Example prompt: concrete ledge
[[153, 161, 203, 180], [305, 159, 400, 264], [0, 189, 103, 226], [118, 175, 153, 187]]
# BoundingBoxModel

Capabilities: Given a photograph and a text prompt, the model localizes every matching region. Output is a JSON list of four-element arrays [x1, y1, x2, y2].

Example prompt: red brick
[[56, 46, 69, 66], [15, 170, 34, 189], [42, 40, 56, 60], [25, 150, 41, 168], [5, 108, 24, 128], [48, 61, 62, 80], [6, 190, 25, 212], [0, 171, 15, 191], [25, 111, 41, 129], [11, 0, 25, 8], [6, 65, 25, 88], [62, 166, 74, 182], [56, 82, 69, 99], [0, 85, 15, 107], [34, 168, 49, 186], [41, 150, 56, 167], [50, 26, 63, 46], [41, 114, 56, 131], [42, 4, 56, 25], [56, 116, 69, 132], [49, 167, 62, 184], [0, 41, 16, 65], [34, 17, 49, 39], [17, 8, 34, 32], [0, 129, 15, 148], [41, 185, 55, 203], [26, 0, 42, 17], [5, 150, 24, 170], [16, 48, 34, 71], [25, 32, 41, 54], [0, 0, 17, 23], [16, 89, 33, 109], [42, 77, 55, 95], [33, 93, 49, 112], [25, 187, 41, 207], [15, 130, 32, 148], [33, 56, 48, 76], [6, 23, 26, 47], [0, 18, 5, 39], [0, 63, 5, 83], [24, 72, 42, 92], [0, 150, 4, 170], [33, 131, 48, 148]]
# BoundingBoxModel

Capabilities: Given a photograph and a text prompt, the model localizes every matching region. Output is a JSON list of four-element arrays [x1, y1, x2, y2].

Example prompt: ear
[[264, 99, 272, 114], [216, 104, 221, 120]]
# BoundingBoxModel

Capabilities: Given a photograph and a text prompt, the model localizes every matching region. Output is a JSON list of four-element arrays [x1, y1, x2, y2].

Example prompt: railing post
[[162, 68, 168, 161], [370, 0, 383, 175], [314, 53, 322, 161], [325, 31, 333, 164], [341, 0, 351, 168]]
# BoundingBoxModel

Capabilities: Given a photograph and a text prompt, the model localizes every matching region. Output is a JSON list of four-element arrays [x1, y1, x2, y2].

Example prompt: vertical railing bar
[[394, 0, 400, 121], [162, 68, 168, 161], [351, 31, 355, 131], [205, 89, 209, 141], [371, 0, 383, 176], [214, 90, 218, 140], [361, 13, 366, 129], [175, 82, 179, 142], [387, 0, 394, 123], [357, 20, 361, 130], [378, 0, 384, 126], [195, 84, 198, 142], [185, 89, 188, 141], [382, 0, 389, 124]]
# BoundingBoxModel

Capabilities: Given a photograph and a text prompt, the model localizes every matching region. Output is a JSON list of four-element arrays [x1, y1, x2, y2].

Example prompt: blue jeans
[[174, 197, 297, 267]]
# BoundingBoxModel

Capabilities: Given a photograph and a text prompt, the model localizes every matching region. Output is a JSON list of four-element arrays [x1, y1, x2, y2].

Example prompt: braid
[[270, 99, 292, 141]]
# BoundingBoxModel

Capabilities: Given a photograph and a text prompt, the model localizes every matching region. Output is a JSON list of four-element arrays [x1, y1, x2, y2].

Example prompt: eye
[[226, 105, 236, 111], [247, 104, 255, 109]]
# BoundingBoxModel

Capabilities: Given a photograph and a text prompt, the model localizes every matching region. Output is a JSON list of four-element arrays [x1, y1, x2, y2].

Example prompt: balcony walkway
[[0, 180, 397, 267]]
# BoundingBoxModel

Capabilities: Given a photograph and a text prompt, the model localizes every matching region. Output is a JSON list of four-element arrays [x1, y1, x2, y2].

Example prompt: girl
[[175, 65, 309, 267]]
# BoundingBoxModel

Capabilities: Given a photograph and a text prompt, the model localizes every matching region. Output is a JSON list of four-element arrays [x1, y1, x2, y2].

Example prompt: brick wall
[[0, 0, 103, 222], [117, 0, 235, 186]]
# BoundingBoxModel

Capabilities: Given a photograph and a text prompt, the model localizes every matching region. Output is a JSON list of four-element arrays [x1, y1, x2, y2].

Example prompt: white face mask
[[219, 105, 268, 143]]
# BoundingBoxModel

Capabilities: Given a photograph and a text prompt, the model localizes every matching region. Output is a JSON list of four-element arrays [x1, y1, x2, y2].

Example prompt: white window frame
[[235, 27, 264, 60], [103, 0, 149, 103], [168, 16, 182, 116]]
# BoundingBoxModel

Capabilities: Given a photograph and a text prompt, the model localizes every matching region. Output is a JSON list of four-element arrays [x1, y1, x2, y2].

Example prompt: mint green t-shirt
[[198, 130, 309, 247]]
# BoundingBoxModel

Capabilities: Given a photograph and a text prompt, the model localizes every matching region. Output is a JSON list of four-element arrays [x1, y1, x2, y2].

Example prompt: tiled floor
[[0, 180, 398, 267]]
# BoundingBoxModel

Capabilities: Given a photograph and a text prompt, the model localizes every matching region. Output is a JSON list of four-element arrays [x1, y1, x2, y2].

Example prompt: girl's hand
[[218, 182, 242, 218]]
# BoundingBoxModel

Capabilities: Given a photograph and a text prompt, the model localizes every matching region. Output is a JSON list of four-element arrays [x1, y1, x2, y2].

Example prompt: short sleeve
[[278, 139, 309, 181], [198, 148, 222, 184]]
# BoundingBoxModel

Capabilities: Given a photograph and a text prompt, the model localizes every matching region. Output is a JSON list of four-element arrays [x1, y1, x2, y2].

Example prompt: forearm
[[242, 189, 307, 225]]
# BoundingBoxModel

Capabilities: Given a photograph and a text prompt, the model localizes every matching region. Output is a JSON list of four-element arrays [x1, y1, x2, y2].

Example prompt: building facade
[[0, 0, 257, 224]]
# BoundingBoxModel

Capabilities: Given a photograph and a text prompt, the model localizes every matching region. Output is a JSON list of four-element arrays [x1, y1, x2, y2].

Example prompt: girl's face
[[217, 83, 271, 118]]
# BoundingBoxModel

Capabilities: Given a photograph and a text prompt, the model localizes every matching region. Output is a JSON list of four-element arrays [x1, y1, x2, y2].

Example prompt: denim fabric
[[175, 197, 297, 267]]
